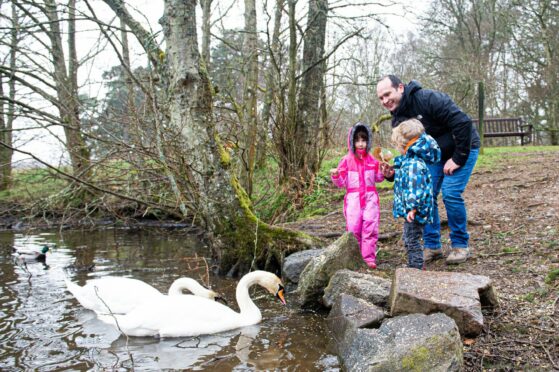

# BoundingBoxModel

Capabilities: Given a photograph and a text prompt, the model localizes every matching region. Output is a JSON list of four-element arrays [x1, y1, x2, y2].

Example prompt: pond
[[0, 229, 340, 370]]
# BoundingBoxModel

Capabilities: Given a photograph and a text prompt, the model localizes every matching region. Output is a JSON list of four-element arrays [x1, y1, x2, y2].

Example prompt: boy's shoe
[[446, 248, 471, 264], [423, 248, 443, 263]]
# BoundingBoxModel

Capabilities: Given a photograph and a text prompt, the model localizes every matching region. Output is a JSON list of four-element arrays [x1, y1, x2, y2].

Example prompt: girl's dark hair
[[354, 128, 368, 142]]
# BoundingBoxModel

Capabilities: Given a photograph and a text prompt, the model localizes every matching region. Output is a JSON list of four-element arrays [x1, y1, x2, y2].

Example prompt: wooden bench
[[472, 117, 533, 145]]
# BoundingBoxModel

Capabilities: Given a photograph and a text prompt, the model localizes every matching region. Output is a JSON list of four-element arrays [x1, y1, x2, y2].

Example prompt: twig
[[93, 286, 129, 344], [540, 341, 559, 370], [250, 215, 259, 272]]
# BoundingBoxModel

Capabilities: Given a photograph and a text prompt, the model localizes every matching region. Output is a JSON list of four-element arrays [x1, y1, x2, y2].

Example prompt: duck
[[12, 245, 50, 262], [98, 270, 286, 337], [66, 276, 224, 315]]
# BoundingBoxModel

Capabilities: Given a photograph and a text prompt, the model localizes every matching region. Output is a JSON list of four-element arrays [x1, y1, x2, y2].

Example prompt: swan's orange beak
[[276, 284, 286, 305]]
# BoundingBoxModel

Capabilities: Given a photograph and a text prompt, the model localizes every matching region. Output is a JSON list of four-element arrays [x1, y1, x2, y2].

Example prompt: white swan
[[65, 276, 221, 315], [98, 270, 286, 337]]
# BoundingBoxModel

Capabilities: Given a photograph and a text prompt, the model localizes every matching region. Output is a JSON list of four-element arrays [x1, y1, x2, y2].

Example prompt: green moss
[[214, 133, 231, 167], [522, 292, 536, 303], [545, 268, 559, 284], [502, 246, 519, 254], [401, 346, 430, 371], [399, 333, 462, 371]]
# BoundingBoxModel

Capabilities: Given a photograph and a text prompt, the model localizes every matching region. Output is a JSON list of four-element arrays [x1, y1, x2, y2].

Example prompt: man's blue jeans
[[424, 148, 479, 250]]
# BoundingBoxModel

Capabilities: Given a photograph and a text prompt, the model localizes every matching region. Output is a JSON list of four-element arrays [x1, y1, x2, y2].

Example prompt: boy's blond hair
[[391, 118, 425, 153]]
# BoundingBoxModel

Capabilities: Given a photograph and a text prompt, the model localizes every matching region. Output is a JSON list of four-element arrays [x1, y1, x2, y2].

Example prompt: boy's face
[[376, 77, 404, 112]]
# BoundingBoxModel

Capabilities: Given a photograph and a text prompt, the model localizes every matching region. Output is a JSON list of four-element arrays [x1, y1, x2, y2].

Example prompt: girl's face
[[355, 138, 367, 151]]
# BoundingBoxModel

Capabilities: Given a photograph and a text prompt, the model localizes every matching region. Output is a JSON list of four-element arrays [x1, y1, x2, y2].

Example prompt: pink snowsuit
[[331, 123, 384, 268]]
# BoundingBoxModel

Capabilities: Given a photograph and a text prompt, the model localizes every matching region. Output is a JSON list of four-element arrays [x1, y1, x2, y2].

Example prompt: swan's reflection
[[75, 318, 262, 370], [122, 327, 260, 369], [234, 324, 260, 364]]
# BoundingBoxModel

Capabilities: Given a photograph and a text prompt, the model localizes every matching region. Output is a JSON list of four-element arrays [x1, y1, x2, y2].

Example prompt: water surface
[[0, 229, 339, 370]]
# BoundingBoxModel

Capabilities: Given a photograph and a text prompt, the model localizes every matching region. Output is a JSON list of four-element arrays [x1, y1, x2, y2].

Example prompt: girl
[[389, 118, 441, 269], [330, 122, 385, 269]]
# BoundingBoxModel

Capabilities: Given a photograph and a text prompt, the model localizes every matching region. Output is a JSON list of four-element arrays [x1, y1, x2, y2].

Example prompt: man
[[376, 75, 480, 264]]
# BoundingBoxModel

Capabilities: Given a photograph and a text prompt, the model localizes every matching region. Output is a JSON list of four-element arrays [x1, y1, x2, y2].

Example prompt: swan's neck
[[168, 278, 204, 296], [236, 273, 262, 324]]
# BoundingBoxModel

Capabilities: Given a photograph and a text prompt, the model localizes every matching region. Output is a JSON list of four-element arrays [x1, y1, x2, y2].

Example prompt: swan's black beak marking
[[215, 295, 228, 305], [276, 284, 286, 305]]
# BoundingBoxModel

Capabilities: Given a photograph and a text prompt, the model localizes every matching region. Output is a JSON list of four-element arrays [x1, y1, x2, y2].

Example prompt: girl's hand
[[330, 168, 339, 177], [380, 163, 395, 178], [406, 209, 416, 223]]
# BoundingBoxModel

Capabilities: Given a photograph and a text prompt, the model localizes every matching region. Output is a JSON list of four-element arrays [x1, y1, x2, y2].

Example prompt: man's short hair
[[379, 74, 403, 88]]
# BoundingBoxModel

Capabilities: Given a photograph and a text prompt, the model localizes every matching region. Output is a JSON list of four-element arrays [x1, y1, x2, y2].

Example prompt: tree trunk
[[159, 0, 321, 274], [120, 17, 135, 143], [296, 0, 328, 176], [259, 0, 284, 168], [240, 0, 259, 197], [45, 0, 91, 178], [0, 2, 17, 191], [282, 0, 298, 186], [278, 0, 328, 195], [200, 0, 212, 71]]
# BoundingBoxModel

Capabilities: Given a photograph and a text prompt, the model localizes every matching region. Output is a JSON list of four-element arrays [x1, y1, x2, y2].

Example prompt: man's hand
[[380, 163, 395, 178], [406, 209, 416, 223], [443, 158, 461, 175], [330, 168, 339, 177]]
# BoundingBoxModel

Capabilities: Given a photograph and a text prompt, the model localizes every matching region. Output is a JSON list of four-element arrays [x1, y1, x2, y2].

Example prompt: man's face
[[376, 78, 404, 112]]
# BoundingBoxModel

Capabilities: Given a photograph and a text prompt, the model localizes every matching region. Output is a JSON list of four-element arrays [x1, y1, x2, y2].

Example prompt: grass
[[0, 168, 68, 203], [544, 268, 559, 284], [287, 145, 558, 221], [2, 145, 558, 223], [474, 145, 559, 170]]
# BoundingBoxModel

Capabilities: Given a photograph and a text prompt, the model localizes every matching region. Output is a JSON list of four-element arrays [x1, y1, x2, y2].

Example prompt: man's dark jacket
[[391, 80, 480, 166]]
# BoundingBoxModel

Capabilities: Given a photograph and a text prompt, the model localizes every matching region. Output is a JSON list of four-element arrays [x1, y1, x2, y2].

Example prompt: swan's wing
[[77, 277, 162, 314], [109, 295, 240, 337]]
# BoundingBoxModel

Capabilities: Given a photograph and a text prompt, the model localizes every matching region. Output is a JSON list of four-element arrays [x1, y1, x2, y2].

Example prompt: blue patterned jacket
[[393, 133, 441, 224]]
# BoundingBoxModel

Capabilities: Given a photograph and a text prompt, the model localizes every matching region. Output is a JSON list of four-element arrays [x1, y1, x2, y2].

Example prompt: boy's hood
[[406, 133, 440, 164], [347, 122, 373, 154]]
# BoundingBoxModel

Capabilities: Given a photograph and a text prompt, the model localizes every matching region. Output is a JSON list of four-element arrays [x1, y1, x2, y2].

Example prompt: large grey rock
[[327, 293, 385, 342], [295, 232, 368, 308], [282, 248, 324, 285], [339, 313, 463, 372], [323, 269, 391, 308], [389, 268, 499, 336]]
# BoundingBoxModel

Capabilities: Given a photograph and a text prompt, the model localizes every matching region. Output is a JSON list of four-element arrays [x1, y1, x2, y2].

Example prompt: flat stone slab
[[339, 313, 463, 371], [323, 269, 391, 308], [327, 293, 385, 342], [389, 268, 499, 336]]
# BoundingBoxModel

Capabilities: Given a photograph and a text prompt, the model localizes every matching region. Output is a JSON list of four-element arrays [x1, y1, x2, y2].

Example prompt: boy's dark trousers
[[403, 220, 424, 269]]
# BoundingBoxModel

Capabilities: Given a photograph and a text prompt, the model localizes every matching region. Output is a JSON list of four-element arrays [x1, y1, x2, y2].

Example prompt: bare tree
[[107, 0, 320, 274], [414, 0, 512, 114], [296, 0, 328, 177], [200, 0, 212, 70], [0, 2, 17, 190], [511, 0, 559, 144], [44, 0, 91, 178], [275, 0, 330, 193], [240, 0, 259, 196]]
